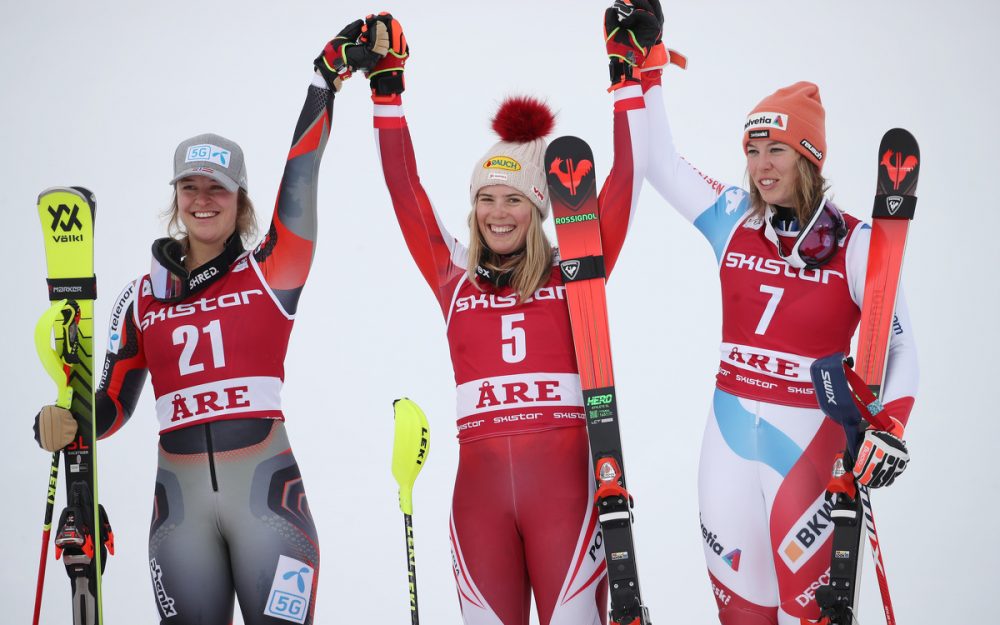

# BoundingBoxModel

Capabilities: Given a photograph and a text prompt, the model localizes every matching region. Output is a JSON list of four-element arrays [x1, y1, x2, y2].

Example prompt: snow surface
[[2, 1, 995, 623]]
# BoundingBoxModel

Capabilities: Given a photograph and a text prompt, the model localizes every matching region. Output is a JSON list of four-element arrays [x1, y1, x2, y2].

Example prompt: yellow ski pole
[[391, 398, 430, 624]]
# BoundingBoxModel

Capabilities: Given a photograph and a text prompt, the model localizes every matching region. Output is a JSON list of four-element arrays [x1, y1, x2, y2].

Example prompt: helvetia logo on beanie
[[483, 157, 522, 171], [744, 112, 788, 132]]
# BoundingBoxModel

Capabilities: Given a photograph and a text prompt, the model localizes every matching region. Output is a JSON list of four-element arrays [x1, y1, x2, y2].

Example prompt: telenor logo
[[185, 143, 231, 168], [744, 112, 788, 132]]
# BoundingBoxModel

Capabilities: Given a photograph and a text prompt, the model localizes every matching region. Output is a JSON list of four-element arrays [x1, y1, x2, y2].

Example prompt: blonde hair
[[747, 153, 829, 225], [465, 203, 553, 302], [164, 188, 259, 251]]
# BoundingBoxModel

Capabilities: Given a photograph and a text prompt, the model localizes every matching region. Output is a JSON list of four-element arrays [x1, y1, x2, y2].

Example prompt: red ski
[[810, 128, 919, 625], [547, 135, 650, 625]]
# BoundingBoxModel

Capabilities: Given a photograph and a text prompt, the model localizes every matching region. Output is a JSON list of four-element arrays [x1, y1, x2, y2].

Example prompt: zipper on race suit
[[204, 423, 219, 492]]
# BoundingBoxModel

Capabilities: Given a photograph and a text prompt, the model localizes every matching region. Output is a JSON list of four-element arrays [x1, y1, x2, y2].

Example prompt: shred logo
[[820, 369, 837, 405], [779, 492, 836, 572], [748, 129, 770, 139], [188, 265, 219, 288], [150, 559, 178, 617], [800, 139, 824, 161], [483, 156, 521, 171], [744, 112, 787, 132], [880, 149, 918, 190], [186, 143, 230, 167], [548, 156, 593, 197]]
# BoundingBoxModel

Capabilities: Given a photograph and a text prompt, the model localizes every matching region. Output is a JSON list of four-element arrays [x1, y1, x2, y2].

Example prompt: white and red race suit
[[642, 73, 918, 625], [374, 85, 647, 625]]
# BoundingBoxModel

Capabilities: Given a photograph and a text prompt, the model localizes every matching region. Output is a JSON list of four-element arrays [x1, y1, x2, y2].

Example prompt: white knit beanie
[[469, 96, 556, 218]]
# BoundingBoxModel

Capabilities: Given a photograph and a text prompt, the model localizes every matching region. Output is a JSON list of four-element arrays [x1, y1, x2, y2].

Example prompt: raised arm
[[254, 20, 390, 315], [642, 62, 752, 263], [251, 76, 333, 315], [367, 16, 467, 315]]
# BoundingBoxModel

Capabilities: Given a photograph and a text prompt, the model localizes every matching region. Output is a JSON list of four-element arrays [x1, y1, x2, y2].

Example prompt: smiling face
[[474, 185, 535, 255], [175, 175, 239, 254], [746, 140, 803, 208]]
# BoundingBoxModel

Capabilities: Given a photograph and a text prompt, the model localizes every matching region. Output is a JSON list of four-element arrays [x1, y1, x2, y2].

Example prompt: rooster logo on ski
[[549, 157, 593, 197], [880, 149, 919, 191]]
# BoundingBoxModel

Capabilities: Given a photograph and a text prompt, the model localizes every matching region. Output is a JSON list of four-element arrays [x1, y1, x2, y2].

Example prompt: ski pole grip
[[34, 301, 74, 409]]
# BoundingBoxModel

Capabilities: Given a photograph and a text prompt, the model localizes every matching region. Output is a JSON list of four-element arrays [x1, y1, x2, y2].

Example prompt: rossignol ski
[[36, 187, 112, 625], [809, 129, 919, 625], [546, 136, 650, 625]]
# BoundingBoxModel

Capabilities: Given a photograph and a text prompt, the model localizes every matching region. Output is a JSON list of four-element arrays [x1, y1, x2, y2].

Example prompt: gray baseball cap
[[169, 133, 248, 192]]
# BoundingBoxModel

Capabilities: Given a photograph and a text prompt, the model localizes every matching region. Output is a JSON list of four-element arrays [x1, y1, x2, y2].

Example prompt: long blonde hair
[[465, 204, 553, 302], [747, 154, 829, 224], [164, 188, 259, 252]]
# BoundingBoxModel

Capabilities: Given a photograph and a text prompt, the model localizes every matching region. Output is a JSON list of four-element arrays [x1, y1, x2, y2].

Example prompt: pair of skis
[[33, 187, 110, 625], [808, 128, 920, 625], [547, 137, 651, 625]]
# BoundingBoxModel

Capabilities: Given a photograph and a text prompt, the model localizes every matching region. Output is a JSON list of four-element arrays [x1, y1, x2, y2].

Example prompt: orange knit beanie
[[742, 81, 826, 170]]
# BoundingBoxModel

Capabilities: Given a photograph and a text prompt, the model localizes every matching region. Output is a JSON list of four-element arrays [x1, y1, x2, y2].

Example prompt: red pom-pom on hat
[[491, 96, 555, 144]]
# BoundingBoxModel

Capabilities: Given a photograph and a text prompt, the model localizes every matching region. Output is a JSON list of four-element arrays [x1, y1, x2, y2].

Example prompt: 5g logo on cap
[[186, 144, 231, 168]]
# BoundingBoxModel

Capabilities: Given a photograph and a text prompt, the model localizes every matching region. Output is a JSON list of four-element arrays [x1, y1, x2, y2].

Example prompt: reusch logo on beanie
[[742, 82, 827, 171]]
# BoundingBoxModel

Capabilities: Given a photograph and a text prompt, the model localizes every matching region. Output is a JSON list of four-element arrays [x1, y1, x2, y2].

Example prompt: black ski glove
[[604, 0, 663, 89], [315, 18, 390, 91]]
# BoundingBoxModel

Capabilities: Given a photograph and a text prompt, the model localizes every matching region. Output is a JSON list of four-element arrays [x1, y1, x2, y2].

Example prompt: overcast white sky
[[2, 1, 996, 623]]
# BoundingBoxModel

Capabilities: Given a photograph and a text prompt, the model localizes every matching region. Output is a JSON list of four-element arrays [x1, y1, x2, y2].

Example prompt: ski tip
[[37, 186, 94, 208]]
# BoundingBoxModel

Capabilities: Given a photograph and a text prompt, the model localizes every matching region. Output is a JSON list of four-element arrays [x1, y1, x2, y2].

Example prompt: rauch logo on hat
[[483, 156, 521, 171], [186, 144, 232, 168], [744, 112, 788, 132]]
